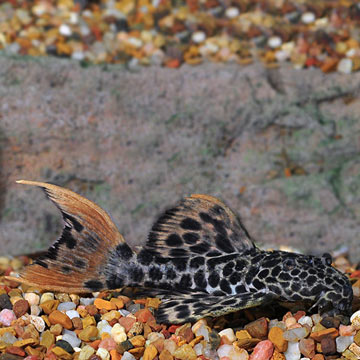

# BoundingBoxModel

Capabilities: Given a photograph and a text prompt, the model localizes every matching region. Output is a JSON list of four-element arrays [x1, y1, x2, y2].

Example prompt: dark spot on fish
[[166, 268, 177, 279], [207, 250, 222, 257], [180, 218, 202, 231], [129, 266, 144, 283], [62, 212, 84, 232], [291, 268, 301, 276], [220, 279, 232, 294], [190, 256, 205, 269], [183, 232, 199, 244], [137, 249, 154, 266], [35, 259, 49, 268], [215, 234, 234, 253], [199, 212, 213, 223], [190, 242, 210, 254], [166, 233, 183, 247], [172, 258, 187, 271], [229, 272, 241, 285], [253, 279, 265, 290], [222, 262, 234, 276], [258, 269, 270, 279], [279, 272, 292, 281], [179, 274, 192, 288], [170, 248, 188, 257], [149, 266, 163, 281], [74, 258, 86, 269], [116, 243, 133, 260], [106, 274, 124, 288], [194, 271, 207, 289], [84, 279, 104, 291], [62, 265, 71, 274], [208, 272, 220, 287], [58, 226, 77, 249], [235, 284, 247, 293]]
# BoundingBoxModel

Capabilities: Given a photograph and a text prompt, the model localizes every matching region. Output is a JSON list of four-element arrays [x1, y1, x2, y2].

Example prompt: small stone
[[209, 329, 221, 349], [79, 345, 95, 360], [97, 320, 113, 336], [5, 346, 25, 357], [284, 317, 297, 329], [351, 310, 360, 328], [50, 323, 63, 336], [269, 327, 288, 352], [340, 325, 356, 336], [130, 335, 145, 348], [349, 343, 360, 357], [283, 328, 308, 342], [299, 338, 315, 358], [249, 340, 273, 360], [111, 324, 127, 343], [159, 349, 174, 360], [58, 302, 76, 312], [127, 322, 143, 337], [145, 298, 161, 310], [49, 310, 73, 330], [96, 348, 110, 360], [219, 328, 236, 343], [98, 337, 116, 351], [236, 330, 252, 341], [94, 299, 116, 311], [320, 317, 340, 329], [29, 315, 45, 332], [0, 309, 16, 326], [62, 333, 81, 349], [355, 330, 360, 345], [101, 310, 120, 322], [66, 310, 80, 319], [40, 330, 55, 349], [173, 344, 197, 360], [118, 317, 136, 333], [12, 300, 29, 317], [312, 355, 324, 360], [320, 336, 336, 355], [23, 293, 40, 306], [1, 331, 17, 344], [192, 31, 206, 44], [79, 326, 99, 342], [135, 309, 155, 324], [30, 305, 41, 316], [311, 314, 322, 325], [268, 36, 282, 49], [0, 294, 12, 310], [336, 336, 354, 352], [56, 339, 74, 354], [40, 293, 54, 304], [298, 317, 313, 328], [80, 298, 95, 306], [52, 346, 72, 360], [284, 341, 300, 360], [59, 24, 72, 37], [40, 300, 59, 314], [13, 338, 37, 347], [225, 7, 240, 19], [337, 59, 353, 74], [301, 12, 316, 24], [143, 344, 158, 360], [116, 340, 133, 354], [310, 328, 338, 341], [245, 318, 268, 339], [72, 317, 83, 330], [121, 352, 136, 360]]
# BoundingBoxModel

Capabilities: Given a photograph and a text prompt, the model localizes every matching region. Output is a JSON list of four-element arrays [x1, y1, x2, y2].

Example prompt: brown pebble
[[79, 326, 98, 342], [143, 344, 158, 360], [245, 317, 268, 339], [12, 300, 29, 317], [320, 317, 341, 329], [89, 355, 101, 360], [72, 317, 83, 330], [310, 328, 338, 341], [321, 336, 336, 355], [354, 330, 360, 346], [130, 335, 146, 347], [5, 346, 25, 357], [48, 310, 72, 330], [40, 300, 59, 315], [268, 326, 287, 352], [312, 354, 325, 360], [40, 330, 55, 349], [299, 338, 315, 358], [86, 305, 98, 316], [50, 323, 63, 336], [271, 349, 285, 360], [159, 349, 173, 360]]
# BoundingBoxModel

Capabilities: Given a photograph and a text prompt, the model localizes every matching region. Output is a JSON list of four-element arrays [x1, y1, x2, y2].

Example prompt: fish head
[[271, 251, 353, 316]]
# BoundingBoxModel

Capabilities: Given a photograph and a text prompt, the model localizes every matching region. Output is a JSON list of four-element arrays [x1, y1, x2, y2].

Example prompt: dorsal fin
[[7, 180, 126, 293], [144, 194, 255, 258]]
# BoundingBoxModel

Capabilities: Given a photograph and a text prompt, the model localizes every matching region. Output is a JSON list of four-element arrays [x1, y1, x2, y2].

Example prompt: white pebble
[[121, 352, 136, 360], [96, 348, 110, 360], [219, 328, 236, 342], [127, 37, 142, 48], [194, 324, 209, 341], [97, 320, 113, 335], [336, 336, 354, 353], [283, 327, 309, 341], [59, 24, 72, 37], [337, 58, 353, 74], [301, 12, 316, 24], [311, 314, 322, 325], [79, 345, 95, 360], [63, 333, 81, 349], [298, 316, 313, 327], [58, 302, 76, 311], [24, 293, 40, 306], [30, 315, 45, 332], [111, 323, 127, 343], [80, 298, 94, 306], [350, 310, 360, 327], [72, 51, 85, 61], [225, 7, 240, 19], [284, 341, 301, 360], [66, 310, 80, 319], [217, 344, 248, 360], [118, 309, 130, 317], [192, 31, 206, 44], [218, 344, 233, 358], [194, 343, 203, 356], [30, 305, 41, 316], [0, 332, 17, 344], [268, 36, 282, 49]]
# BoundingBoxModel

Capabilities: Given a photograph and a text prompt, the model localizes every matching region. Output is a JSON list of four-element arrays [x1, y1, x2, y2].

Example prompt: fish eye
[[321, 253, 332, 266]]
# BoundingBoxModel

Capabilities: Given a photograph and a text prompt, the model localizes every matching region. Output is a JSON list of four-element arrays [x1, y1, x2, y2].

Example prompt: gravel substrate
[[1, 0, 360, 72], [0, 254, 359, 360]]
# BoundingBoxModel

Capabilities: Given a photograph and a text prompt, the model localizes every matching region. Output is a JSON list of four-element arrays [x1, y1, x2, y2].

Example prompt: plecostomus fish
[[9, 180, 353, 324]]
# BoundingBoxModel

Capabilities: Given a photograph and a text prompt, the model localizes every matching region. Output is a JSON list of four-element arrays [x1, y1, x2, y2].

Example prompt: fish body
[[11, 181, 353, 323]]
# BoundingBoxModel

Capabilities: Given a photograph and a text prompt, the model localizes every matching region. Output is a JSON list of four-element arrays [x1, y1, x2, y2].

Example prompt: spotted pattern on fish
[[12, 181, 353, 324]]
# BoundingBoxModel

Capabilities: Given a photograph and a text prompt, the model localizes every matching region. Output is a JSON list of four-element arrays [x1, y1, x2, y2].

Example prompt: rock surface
[[0, 55, 360, 260]]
